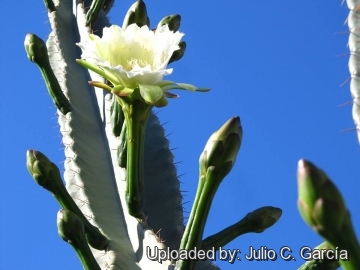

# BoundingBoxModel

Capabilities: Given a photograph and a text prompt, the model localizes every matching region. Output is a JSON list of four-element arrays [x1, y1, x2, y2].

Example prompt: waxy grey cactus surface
[[347, 0, 360, 143]]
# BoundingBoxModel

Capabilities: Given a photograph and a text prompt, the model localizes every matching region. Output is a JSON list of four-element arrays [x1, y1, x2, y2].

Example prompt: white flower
[[77, 24, 184, 88], [76, 23, 209, 105]]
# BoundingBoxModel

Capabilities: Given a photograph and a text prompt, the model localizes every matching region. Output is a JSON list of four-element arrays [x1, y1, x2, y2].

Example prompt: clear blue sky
[[1, 1, 359, 269]]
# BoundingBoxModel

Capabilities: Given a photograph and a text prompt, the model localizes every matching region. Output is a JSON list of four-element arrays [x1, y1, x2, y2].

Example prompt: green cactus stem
[[86, 0, 106, 26], [117, 121, 128, 168], [110, 95, 125, 137], [57, 209, 101, 270], [201, 206, 282, 252]]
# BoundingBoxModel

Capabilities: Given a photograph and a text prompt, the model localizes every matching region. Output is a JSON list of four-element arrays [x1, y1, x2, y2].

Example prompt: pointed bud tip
[[158, 14, 182, 32], [217, 116, 242, 138], [298, 159, 308, 169], [26, 149, 45, 166], [123, 0, 148, 28]]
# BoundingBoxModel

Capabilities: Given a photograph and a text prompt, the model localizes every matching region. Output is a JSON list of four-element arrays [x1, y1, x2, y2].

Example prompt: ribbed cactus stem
[[346, 0, 360, 142]]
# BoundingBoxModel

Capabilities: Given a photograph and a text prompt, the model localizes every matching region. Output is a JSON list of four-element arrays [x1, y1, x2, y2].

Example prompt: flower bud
[[122, 0, 149, 29], [157, 14, 181, 32], [246, 206, 282, 233], [57, 209, 101, 269], [169, 41, 186, 64], [201, 206, 282, 251], [200, 117, 242, 180], [24, 33, 47, 65], [57, 209, 85, 244], [297, 159, 347, 238], [26, 149, 59, 191]]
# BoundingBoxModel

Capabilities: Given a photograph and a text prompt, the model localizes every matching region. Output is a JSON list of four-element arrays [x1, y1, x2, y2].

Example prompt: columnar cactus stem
[[346, 0, 360, 142], [86, 0, 106, 26]]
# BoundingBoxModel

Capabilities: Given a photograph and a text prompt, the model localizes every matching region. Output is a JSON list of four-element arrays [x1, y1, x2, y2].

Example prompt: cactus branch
[[86, 0, 106, 26], [346, 0, 360, 143], [110, 95, 125, 137]]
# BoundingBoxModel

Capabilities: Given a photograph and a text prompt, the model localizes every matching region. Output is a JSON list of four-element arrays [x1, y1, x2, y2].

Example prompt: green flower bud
[[57, 209, 101, 270], [26, 149, 59, 191], [169, 41, 186, 64], [57, 209, 85, 244], [24, 33, 48, 65], [297, 159, 347, 239], [247, 206, 283, 233], [200, 117, 242, 180], [157, 14, 181, 32], [122, 0, 149, 29], [201, 206, 282, 251]]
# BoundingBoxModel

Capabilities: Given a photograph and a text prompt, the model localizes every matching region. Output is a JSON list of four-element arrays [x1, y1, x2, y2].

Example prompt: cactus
[[347, 0, 360, 143], [24, 1, 281, 269], [24, 1, 360, 269]]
